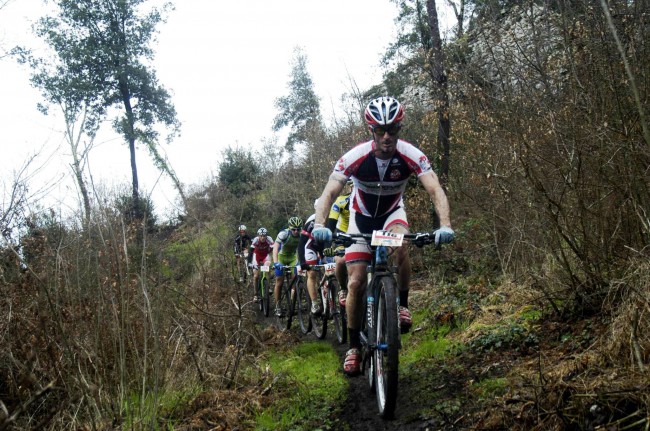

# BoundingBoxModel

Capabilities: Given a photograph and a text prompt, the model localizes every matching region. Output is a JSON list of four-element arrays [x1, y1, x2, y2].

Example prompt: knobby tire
[[311, 280, 328, 340], [374, 276, 399, 419], [296, 277, 312, 334], [261, 276, 270, 317], [276, 277, 293, 331], [329, 277, 347, 344]]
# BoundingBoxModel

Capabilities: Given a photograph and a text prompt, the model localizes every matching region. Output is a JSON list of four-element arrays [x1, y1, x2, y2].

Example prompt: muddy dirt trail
[[328, 334, 441, 431]]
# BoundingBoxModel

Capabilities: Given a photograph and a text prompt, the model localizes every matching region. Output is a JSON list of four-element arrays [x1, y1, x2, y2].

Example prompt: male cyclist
[[312, 96, 455, 376], [233, 225, 252, 282], [299, 201, 328, 316], [248, 227, 274, 302], [272, 216, 303, 317], [326, 180, 352, 307]]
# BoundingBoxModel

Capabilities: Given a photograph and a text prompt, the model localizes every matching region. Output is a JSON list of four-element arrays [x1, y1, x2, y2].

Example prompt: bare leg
[[307, 270, 319, 301], [346, 263, 367, 329], [335, 254, 347, 291], [274, 276, 283, 303]]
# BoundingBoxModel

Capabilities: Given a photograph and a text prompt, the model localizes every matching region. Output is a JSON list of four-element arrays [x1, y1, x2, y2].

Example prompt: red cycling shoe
[[338, 289, 347, 307], [343, 348, 361, 376], [399, 306, 412, 333]]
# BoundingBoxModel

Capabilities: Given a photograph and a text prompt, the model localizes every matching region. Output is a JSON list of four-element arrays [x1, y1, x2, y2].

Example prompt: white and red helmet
[[364, 96, 404, 126]]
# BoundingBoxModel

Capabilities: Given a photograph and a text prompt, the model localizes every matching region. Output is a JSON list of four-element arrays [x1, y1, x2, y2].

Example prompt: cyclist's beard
[[377, 137, 397, 158]]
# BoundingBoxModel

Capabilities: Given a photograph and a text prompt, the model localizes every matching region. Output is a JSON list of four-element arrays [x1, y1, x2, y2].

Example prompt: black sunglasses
[[372, 124, 401, 136]]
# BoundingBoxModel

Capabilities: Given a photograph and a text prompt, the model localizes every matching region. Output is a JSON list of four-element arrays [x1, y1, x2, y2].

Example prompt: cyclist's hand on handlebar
[[433, 226, 455, 246], [322, 247, 335, 257], [273, 262, 283, 271], [312, 226, 332, 243]]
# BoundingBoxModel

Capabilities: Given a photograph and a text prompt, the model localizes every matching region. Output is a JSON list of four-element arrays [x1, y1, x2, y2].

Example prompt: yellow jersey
[[327, 193, 351, 233]]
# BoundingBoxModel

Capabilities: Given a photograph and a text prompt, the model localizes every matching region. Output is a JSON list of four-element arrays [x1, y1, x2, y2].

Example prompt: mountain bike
[[275, 265, 301, 331], [257, 264, 271, 317], [335, 230, 436, 419], [310, 261, 346, 344]]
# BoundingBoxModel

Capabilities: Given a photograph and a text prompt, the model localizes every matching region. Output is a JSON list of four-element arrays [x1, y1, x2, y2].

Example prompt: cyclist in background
[[248, 228, 274, 302], [326, 179, 353, 307], [234, 225, 252, 282], [311, 96, 455, 376], [272, 216, 303, 317], [299, 201, 327, 316]]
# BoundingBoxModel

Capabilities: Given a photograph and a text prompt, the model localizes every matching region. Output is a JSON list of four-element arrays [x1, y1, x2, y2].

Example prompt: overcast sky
[[0, 1, 451, 219]]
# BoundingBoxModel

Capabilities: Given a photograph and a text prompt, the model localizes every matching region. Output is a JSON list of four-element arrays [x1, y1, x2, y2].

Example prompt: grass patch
[[471, 377, 509, 400], [402, 336, 459, 366], [255, 342, 347, 431], [122, 384, 202, 429]]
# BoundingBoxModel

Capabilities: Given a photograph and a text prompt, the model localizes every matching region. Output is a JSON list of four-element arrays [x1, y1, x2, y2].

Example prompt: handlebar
[[333, 231, 437, 248]]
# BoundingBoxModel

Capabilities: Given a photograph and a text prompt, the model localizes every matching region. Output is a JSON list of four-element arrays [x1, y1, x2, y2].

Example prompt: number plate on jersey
[[371, 230, 404, 247]]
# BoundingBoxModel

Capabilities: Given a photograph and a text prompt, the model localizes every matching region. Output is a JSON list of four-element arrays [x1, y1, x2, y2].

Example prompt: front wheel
[[276, 280, 293, 331], [296, 277, 312, 334], [311, 282, 328, 340], [329, 277, 347, 345], [374, 276, 399, 419], [261, 276, 270, 317]]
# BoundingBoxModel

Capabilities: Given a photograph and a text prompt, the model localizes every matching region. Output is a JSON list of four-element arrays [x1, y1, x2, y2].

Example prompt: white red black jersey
[[332, 139, 433, 217]]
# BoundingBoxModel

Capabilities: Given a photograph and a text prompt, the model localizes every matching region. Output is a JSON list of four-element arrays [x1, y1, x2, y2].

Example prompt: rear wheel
[[374, 276, 399, 419], [296, 277, 312, 334]]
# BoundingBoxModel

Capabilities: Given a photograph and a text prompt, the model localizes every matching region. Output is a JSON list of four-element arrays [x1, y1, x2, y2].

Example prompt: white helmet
[[364, 96, 404, 126], [238, 225, 246, 231]]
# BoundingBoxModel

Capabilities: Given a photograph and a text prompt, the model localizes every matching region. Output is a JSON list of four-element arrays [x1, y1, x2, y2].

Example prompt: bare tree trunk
[[444, 0, 467, 39], [119, 76, 141, 219], [426, 0, 451, 187], [71, 155, 91, 227], [62, 105, 94, 228]]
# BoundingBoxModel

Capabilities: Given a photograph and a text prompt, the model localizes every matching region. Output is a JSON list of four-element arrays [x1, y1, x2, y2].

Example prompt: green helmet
[[288, 216, 303, 229]]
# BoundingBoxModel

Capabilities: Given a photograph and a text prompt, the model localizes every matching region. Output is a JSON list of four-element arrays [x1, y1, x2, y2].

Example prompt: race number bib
[[371, 230, 404, 247]]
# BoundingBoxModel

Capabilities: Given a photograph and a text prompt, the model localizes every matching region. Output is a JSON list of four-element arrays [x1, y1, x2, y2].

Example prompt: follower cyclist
[[312, 96, 455, 376], [272, 216, 303, 317], [248, 227, 274, 302], [233, 225, 252, 282], [326, 179, 353, 307], [298, 200, 329, 316]]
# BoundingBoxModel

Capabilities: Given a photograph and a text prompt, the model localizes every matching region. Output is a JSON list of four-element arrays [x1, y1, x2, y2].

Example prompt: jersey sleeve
[[276, 229, 289, 244], [400, 141, 433, 177], [332, 141, 372, 178]]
